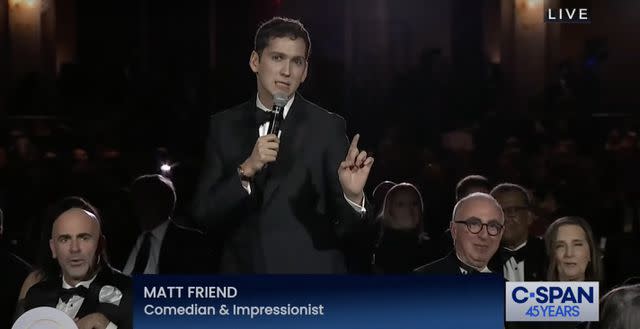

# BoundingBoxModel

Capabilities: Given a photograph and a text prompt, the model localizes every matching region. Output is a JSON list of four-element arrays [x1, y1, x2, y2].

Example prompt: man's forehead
[[265, 37, 307, 56], [52, 208, 100, 234], [456, 198, 503, 220]]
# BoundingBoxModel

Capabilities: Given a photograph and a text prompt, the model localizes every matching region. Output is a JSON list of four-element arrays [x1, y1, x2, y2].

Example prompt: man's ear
[[450, 222, 456, 245], [49, 238, 56, 259], [249, 51, 260, 74], [525, 210, 534, 227], [300, 61, 308, 83], [98, 235, 106, 253]]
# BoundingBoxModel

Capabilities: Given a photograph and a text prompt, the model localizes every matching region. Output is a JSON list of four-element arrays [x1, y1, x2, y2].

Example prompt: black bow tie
[[59, 285, 89, 303], [502, 247, 526, 264], [256, 108, 276, 127]]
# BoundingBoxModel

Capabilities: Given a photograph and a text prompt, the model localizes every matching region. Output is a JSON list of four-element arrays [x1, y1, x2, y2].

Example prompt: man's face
[[493, 190, 532, 248], [250, 37, 308, 107], [49, 208, 101, 285], [451, 198, 504, 269], [387, 190, 421, 230]]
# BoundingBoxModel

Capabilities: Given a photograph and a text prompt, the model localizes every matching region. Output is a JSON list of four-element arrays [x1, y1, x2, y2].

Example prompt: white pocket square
[[99, 285, 123, 306]]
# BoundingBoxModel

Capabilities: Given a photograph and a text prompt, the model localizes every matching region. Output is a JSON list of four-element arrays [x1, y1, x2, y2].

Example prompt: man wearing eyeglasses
[[415, 193, 504, 274], [489, 183, 546, 281]]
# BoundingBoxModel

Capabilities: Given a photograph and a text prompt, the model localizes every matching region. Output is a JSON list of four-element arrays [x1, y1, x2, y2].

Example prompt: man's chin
[[65, 266, 97, 282]]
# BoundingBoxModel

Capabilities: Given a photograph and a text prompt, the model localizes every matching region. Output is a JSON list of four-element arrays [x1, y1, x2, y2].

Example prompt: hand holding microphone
[[240, 94, 288, 179]]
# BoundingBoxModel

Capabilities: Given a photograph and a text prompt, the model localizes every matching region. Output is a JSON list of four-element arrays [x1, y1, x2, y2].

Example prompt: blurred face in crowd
[[553, 224, 590, 281], [250, 37, 308, 108], [50, 208, 101, 286], [386, 188, 421, 230], [463, 186, 490, 198], [452, 195, 504, 269], [493, 190, 533, 249]]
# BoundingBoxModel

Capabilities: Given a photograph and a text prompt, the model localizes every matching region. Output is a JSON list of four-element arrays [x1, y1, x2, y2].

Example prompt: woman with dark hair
[[588, 283, 640, 329], [373, 183, 434, 273], [544, 216, 602, 282], [516, 217, 603, 329]]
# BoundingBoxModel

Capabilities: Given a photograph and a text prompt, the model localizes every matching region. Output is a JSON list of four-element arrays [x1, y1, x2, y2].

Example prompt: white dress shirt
[[57, 275, 117, 329], [123, 219, 170, 275], [503, 241, 527, 282], [246, 94, 366, 213]]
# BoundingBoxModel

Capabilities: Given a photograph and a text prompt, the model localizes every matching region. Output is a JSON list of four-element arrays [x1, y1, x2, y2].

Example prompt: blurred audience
[[373, 183, 434, 273], [118, 174, 217, 274], [491, 183, 546, 281]]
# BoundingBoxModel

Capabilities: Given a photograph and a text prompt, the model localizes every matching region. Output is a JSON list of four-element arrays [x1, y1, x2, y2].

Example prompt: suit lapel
[[158, 222, 175, 274], [236, 99, 260, 165], [76, 268, 109, 318], [261, 94, 308, 207], [524, 236, 544, 281]]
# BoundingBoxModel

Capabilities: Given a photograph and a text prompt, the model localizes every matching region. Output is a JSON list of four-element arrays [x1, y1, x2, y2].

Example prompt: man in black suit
[[121, 174, 216, 274], [490, 183, 546, 281], [21, 197, 132, 329], [415, 193, 504, 274], [192, 17, 374, 273]]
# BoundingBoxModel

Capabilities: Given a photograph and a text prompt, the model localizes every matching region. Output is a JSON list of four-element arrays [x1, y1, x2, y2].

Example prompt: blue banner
[[134, 275, 504, 329]]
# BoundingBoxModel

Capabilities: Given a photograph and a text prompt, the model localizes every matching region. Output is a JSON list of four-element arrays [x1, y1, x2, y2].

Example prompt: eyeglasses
[[454, 218, 504, 236]]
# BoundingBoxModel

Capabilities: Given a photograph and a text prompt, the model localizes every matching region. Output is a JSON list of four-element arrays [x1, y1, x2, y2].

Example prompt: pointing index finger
[[346, 134, 360, 163], [350, 134, 360, 151]]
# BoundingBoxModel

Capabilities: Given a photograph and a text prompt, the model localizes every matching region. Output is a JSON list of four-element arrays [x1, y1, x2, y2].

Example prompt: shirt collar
[[256, 93, 295, 119], [62, 272, 98, 289], [455, 253, 492, 273], [148, 219, 171, 241], [503, 240, 528, 252]]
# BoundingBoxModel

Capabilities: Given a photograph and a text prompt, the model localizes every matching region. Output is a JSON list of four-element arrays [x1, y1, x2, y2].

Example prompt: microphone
[[268, 93, 288, 136], [262, 94, 287, 173]]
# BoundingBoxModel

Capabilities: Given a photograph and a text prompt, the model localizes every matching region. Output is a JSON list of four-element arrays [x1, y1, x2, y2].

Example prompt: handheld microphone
[[268, 93, 288, 136], [263, 94, 287, 172]]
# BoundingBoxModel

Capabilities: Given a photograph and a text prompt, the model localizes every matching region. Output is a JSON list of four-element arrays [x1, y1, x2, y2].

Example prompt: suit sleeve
[[192, 115, 253, 229], [324, 115, 374, 238]]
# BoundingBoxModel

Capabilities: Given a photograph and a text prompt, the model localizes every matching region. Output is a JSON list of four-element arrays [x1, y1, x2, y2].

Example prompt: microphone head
[[273, 94, 288, 108]]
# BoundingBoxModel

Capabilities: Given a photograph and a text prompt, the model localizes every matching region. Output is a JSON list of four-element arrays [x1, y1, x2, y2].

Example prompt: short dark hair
[[455, 175, 490, 201], [490, 182, 531, 207], [254, 17, 311, 59], [37, 197, 109, 280], [131, 174, 177, 217]]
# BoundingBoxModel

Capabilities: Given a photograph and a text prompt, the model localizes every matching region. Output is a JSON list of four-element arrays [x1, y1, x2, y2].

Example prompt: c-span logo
[[505, 282, 599, 322]]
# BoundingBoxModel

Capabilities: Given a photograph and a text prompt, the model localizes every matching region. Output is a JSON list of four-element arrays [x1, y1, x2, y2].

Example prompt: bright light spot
[[24, 0, 36, 7], [160, 164, 171, 172]]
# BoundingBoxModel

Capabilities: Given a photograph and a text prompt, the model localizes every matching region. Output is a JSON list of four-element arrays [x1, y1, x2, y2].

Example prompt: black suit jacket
[[23, 266, 132, 329], [192, 94, 372, 273], [157, 221, 218, 274], [490, 236, 547, 281]]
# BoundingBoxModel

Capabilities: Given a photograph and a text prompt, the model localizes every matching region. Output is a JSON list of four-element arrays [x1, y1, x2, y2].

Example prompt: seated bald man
[[415, 193, 505, 274], [21, 197, 132, 329]]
